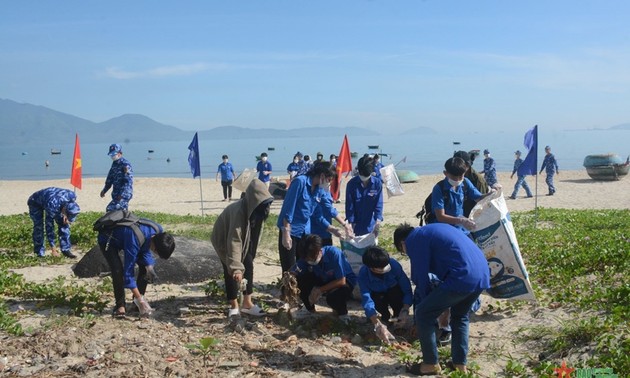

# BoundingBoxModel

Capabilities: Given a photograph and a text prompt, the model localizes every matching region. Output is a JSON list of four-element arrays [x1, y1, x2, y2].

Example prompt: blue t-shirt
[[404, 224, 490, 297], [432, 177, 482, 234], [217, 162, 235, 181], [310, 191, 338, 239], [345, 176, 383, 235], [292, 246, 357, 287], [357, 258, 413, 319], [277, 175, 329, 237], [256, 160, 272, 182]]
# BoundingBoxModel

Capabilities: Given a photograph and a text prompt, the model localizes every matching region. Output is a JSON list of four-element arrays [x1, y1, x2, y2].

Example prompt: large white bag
[[380, 164, 404, 198], [469, 189, 536, 301], [340, 233, 377, 298], [232, 168, 257, 192]]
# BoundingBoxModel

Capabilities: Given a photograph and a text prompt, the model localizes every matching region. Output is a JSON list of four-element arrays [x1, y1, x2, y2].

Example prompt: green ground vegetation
[[0, 209, 628, 375]]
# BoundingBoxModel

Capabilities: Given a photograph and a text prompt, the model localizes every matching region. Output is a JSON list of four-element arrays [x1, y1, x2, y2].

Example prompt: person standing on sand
[[480, 149, 498, 188], [101, 143, 133, 211], [211, 179, 274, 318], [394, 223, 490, 375], [540, 145, 559, 196], [256, 152, 272, 189], [509, 150, 533, 199], [453, 151, 489, 217], [216, 154, 235, 201], [27, 187, 81, 258], [345, 154, 384, 238]]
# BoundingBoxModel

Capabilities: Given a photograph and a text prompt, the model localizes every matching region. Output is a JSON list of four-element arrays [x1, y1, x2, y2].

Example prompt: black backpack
[[93, 210, 161, 246], [416, 181, 467, 226]]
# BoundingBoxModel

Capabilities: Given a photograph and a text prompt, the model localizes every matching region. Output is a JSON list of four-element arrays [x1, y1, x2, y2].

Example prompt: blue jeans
[[414, 286, 483, 365], [511, 175, 532, 198]]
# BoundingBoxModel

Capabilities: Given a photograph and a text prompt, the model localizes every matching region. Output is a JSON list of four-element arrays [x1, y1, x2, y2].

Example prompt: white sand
[[2, 170, 628, 220]]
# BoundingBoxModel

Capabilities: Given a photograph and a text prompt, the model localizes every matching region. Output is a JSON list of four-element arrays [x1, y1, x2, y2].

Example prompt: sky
[[2, 1, 630, 133]]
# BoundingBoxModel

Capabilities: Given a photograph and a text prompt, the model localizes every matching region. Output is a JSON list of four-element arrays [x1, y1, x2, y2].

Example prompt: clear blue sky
[[2, 1, 629, 133]]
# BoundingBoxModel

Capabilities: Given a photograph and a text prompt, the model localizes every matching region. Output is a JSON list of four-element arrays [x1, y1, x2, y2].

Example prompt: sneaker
[[228, 308, 240, 318], [508, 195, 516, 200], [290, 306, 315, 320], [526, 195, 533, 198], [439, 330, 452, 346]]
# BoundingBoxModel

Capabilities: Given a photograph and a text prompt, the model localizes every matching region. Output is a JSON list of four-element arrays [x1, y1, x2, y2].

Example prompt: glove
[[396, 308, 412, 329], [133, 296, 154, 317], [457, 216, 476, 230], [282, 227, 292, 250], [343, 222, 355, 239], [308, 287, 322, 306], [145, 265, 158, 283], [374, 321, 396, 344]]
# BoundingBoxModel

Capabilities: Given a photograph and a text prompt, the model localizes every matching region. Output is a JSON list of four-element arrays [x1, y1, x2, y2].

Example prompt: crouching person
[[98, 220, 175, 318], [394, 223, 489, 375], [211, 179, 274, 318], [358, 246, 413, 344], [291, 234, 356, 322]]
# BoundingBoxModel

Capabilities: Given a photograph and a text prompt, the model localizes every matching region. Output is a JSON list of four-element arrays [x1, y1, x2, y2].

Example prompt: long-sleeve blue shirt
[[404, 224, 490, 297], [481, 157, 498, 186], [292, 246, 357, 287], [310, 191, 339, 239], [345, 176, 383, 235], [97, 223, 161, 289], [540, 153, 559, 174], [358, 258, 413, 319], [28, 187, 77, 246], [277, 175, 330, 237], [103, 157, 133, 200], [217, 162, 235, 181]]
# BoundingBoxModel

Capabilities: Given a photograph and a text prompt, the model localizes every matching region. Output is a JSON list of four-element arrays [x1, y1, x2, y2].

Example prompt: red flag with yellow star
[[70, 133, 82, 189]]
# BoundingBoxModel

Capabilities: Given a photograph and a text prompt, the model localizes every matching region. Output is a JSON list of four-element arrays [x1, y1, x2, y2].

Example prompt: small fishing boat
[[350, 152, 359, 158], [50, 149, 61, 155], [21, 152, 28, 156], [583, 154, 629, 181], [396, 169, 420, 183], [368, 145, 379, 149], [267, 147, 275, 151], [453, 141, 461, 145], [148, 149, 155, 153]]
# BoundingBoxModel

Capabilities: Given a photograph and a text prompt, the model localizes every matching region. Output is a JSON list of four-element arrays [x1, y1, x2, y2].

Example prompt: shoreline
[[1, 170, 628, 223]]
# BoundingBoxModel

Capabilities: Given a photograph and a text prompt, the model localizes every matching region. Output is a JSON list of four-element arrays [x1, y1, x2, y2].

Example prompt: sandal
[[240, 304, 266, 317], [112, 308, 126, 319]]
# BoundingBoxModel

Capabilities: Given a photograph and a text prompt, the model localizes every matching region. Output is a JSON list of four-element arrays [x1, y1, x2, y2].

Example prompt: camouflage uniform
[[102, 156, 134, 211], [27, 187, 80, 256]]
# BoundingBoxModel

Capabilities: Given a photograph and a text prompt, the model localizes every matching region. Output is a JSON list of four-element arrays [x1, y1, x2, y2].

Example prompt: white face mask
[[307, 255, 322, 266], [293, 159, 299, 164], [371, 264, 392, 274], [262, 157, 268, 162], [448, 178, 463, 187], [359, 175, 371, 183], [223, 159, 228, 164], [111, 154, 120, 161]]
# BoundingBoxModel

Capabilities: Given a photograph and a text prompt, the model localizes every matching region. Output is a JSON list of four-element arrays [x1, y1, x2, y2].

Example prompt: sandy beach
[[2, 170, 628, 219]]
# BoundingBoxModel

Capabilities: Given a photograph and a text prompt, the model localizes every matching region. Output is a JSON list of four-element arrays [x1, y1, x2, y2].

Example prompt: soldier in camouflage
[[101, 143, 134, 211], [27, 187, 81, 258]]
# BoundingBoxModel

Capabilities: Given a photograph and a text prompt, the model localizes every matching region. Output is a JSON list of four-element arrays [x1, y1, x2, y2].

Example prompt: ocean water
[[1, 129, 628, 181]]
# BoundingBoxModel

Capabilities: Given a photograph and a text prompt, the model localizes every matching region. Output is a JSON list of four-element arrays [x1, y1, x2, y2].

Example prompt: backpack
[[415, 181, 467, 226], [93, 210, 161, 246]]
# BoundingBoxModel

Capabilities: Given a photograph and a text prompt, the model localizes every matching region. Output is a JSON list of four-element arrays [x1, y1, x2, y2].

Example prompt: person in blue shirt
[[216, 154, 236, 201], [310, 187, 354, 246], [480, 149, 498, 188], [256, 152, 272, 188], [509, 150, 533, 199], [329, 154, 337, 169], [394, 223, 490, 375], [345, 154, 384, 237], [286, 154, 301, 182], [358, 246, 413, 344], [98, 219, 175, 318], [101, 143, 133, 211], [291, 234, 357, 320], [277, 162, 344, 273], [294, 151, 309, 176], [373, 154, 384, 181], [540, 145, 559, 195], [432, 157, 488, 236], [27, 187, 81, 258]]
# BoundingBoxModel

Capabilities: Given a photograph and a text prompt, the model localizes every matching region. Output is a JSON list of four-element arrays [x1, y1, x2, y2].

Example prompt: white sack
[[380, 164, 405, 198], [470, 189, 536, 301]]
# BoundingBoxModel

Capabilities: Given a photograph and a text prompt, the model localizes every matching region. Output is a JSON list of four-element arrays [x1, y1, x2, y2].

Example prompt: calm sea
[[1, 129, 628, 181]]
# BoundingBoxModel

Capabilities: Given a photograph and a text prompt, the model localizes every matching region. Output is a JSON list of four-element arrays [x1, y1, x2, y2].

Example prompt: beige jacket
[[210, 179, 273, 275]]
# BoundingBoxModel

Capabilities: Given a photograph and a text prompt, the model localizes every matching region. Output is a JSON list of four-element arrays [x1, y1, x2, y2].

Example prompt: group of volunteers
[[26, 141, 558, 375], [27, 143, 176, 318]]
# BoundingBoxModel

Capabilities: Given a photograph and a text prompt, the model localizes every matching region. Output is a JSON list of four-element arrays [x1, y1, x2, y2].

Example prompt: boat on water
[[583, 153, 629, 181], [267, 147, 275, 151], [368, 145, 379, 149], [396, 169, 420, 183], [50, 149, 61, 155], [350, 152, 359, 158], [148, 149, 155, 153]]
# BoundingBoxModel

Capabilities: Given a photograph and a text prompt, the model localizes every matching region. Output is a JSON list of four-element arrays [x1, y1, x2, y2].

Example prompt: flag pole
[[394, 156, 407, 168], [198, 176, 205, 217]]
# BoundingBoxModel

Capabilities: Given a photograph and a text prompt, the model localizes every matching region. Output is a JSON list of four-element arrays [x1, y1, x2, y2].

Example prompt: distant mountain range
[[0, 98, 389, 145]]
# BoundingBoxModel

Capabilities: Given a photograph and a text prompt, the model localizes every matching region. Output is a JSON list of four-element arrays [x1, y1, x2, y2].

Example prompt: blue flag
[[517, 125, 537, 176], [188, 132, 201, 178]]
